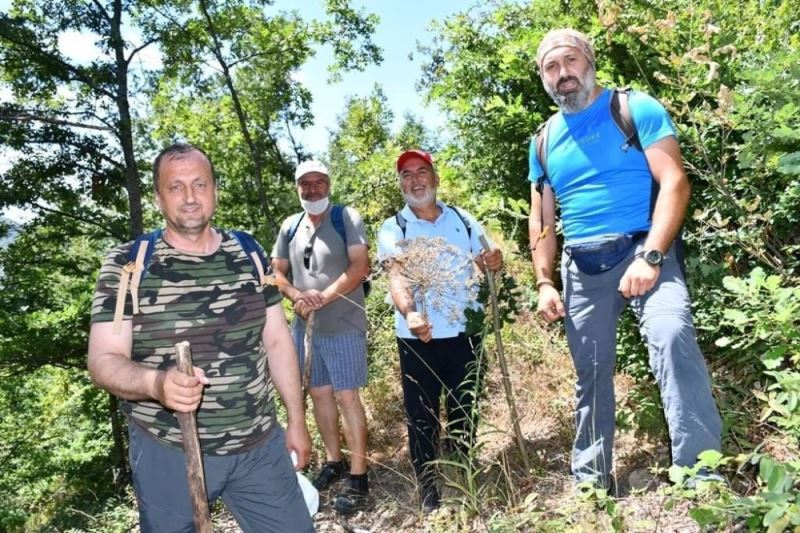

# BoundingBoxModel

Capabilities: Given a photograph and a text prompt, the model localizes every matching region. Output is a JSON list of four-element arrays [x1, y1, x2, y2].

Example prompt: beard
[[404, 187, 437, 209], [544, 66, 597, 114]]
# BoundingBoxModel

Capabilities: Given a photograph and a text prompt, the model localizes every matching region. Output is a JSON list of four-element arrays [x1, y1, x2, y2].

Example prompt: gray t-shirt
[[272, 205, 368, 334]]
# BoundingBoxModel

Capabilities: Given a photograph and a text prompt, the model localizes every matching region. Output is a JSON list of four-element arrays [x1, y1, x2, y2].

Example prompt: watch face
[[644, 250, 663, 266]]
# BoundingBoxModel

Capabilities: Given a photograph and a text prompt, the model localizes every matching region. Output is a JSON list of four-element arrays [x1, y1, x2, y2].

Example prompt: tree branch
[[125, 37, 159, 67], [34, 202, 126, 241], [283, 115, 304, 164], [0, 25, 116, 100], [0, 111, 113, 132], [91, 0, 112, 22]]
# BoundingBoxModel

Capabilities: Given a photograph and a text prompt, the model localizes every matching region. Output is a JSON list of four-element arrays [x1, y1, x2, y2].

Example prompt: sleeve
[[527, 134, 546, 184], [343, 206, 369, 248], [629, 91, 677, 149], [263, 283, 282, 308], [270, 217, 293, 260], [90, 242, 135, 324], [376, 218, 402, 263], [256, 239, 283, 308]]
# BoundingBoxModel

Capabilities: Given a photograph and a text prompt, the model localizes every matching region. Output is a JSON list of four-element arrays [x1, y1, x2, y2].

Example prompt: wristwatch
[[642, 249, 664, 267]]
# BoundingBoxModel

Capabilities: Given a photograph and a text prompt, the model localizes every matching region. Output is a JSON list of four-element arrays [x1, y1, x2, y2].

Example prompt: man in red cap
[[377, 149, 503, 511], [528, 28, 722, 491]]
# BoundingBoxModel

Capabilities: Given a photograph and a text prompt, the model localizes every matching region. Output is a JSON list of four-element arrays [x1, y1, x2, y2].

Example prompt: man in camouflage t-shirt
[[88, 143, 314, 532]]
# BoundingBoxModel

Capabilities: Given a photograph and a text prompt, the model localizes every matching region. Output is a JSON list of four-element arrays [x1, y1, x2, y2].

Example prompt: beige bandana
[[536, 28, 595, 70]]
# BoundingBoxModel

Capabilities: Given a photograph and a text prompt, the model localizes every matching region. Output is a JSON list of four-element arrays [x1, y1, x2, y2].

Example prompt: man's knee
[[334, 388, 364, 412], [642, 312, 697, 349], [309, 384, 334, 403]]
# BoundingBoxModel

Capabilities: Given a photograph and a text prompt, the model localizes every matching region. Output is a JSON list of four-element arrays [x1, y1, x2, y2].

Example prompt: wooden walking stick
[[478, 236, 531, 471], [302, 311, 316, 399], [174, 341, 213, 533]]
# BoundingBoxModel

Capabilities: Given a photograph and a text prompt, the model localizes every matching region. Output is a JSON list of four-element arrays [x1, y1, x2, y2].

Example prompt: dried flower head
[[383, 236, 481, 325]]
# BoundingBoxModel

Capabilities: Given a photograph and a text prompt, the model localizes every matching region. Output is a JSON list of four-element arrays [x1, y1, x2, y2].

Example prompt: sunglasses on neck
[[303, 241, 313, 270]]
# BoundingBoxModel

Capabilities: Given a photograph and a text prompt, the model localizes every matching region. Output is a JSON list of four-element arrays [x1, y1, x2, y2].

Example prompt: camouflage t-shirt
[[91, 230, 282, 455]]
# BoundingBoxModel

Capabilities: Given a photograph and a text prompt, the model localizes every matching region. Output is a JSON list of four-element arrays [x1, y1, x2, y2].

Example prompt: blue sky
[[275, 0, 471, 156]]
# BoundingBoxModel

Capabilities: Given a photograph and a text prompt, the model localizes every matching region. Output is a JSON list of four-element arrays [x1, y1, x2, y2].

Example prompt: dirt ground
[[210, 312, 729, 532]]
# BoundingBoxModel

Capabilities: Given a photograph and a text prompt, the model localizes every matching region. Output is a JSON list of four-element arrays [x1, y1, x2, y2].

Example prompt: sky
[[274, 0, 470, 156]]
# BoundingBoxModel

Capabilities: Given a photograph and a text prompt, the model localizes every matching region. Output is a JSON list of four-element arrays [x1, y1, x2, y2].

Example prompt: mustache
[[557, 75, 580, 89]]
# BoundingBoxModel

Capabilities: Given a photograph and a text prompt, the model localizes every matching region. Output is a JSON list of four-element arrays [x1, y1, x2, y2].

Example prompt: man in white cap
[[528, 28, 722, 490], [271, 160, 371, 515]]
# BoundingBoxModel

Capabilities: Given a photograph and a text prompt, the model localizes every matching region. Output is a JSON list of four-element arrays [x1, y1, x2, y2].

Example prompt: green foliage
[[465, 270, 521, 337], [0, 368, 123, 531], [713, 267, 800, 439], [685, 452, 800, 532]]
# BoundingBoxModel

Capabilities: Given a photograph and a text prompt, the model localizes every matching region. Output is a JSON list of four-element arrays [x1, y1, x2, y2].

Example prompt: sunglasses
[[303, 241, 313, 270]]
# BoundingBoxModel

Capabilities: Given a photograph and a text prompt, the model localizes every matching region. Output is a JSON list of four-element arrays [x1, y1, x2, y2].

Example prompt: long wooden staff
[[174, 341, 213, 533], [478, 237, 531, 471], [302, 311, 316, 399]]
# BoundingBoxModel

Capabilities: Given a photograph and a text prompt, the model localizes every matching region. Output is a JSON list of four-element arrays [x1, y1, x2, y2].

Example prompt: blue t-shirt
[[377, 201, 487, 339], [527, 88, 676, 242]]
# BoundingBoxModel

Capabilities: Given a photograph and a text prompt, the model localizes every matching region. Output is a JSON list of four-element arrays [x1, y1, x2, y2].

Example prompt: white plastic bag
[[291, 452, 319, 516]]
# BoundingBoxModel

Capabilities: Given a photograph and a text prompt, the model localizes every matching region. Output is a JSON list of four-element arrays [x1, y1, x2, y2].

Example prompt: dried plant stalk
[[384, 236, 480, 325]]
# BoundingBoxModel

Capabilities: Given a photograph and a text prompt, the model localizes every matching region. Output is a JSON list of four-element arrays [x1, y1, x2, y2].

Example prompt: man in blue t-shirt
[[528, 28, 722, 490]]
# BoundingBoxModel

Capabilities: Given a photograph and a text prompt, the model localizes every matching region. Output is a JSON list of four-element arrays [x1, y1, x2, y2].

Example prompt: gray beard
[[545, 73, 597, 114], [404, 188, 437, 209]]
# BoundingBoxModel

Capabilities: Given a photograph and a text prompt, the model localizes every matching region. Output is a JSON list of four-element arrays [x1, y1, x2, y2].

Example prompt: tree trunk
[[108, 393, 129, 487], [111, 0, 144, 239], [197, 0, 282, 241]]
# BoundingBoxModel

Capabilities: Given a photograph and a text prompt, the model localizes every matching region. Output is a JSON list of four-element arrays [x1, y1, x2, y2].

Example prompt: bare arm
[[619, 135, 689, 298], [529, 183, 565, 323], [642, 136, 690, 253], [87, 321, 207, 412], [262, 303, 311, 468], [270, 257, 302, 302]]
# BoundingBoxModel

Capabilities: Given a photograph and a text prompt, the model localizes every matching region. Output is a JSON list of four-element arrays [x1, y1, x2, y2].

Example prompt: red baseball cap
[[396, 149, 434, 172]]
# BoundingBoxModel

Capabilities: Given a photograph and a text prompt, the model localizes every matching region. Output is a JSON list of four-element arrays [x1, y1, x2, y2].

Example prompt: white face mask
[[299, 196, 329, 215]]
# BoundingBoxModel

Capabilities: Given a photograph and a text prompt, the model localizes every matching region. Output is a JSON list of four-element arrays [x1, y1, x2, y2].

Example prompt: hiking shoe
[[333, 479, 369, 515], [682, 468, 728, 490], [312, 459, 348, 491], [421, 484, 441, 513]]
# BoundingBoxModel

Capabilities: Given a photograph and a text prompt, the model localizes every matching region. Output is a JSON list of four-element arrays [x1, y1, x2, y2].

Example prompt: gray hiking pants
[[561, 237, 722, 487]]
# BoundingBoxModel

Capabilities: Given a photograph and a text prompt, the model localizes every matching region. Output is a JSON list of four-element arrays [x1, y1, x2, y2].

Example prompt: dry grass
[[208, 251, 742, 532], [230, 307, 711, 533]]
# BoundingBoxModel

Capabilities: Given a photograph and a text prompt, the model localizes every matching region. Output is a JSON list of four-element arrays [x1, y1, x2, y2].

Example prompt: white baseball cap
[[294, 160, 329, 182]]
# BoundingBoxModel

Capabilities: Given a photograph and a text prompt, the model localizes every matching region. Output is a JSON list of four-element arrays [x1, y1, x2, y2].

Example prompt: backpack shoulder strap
[[395, 211, 407, 239], [112, 229, 161, 334], [611, 88, 660, 220], [231, 230, 268, 287], [447, 205, 473, 240], [286, 211, 306, 243], [610, 88, 641, 152], [330, 204, 347, 246], [534, 117, 553, 193]]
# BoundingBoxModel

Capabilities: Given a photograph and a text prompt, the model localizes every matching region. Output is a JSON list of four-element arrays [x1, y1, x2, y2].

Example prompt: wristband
[[536, 279, 555, 289]]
